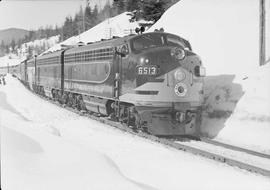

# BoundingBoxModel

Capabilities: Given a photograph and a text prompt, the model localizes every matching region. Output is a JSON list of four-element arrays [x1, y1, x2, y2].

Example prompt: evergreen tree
[[0, 40, 5, 49], [112, 0, 125, 14], [84, 6, 93, 30], [126, 0, 140, 11], [0, 40, 5, 56], [74, 12, 82, 35], [62, 16, 74, 40], [26, 46, 33, 59], [10, 39, 16, 53], [141, 0, 168, 22], [92, 5, 99, 24], [77, 6, 85, 33]]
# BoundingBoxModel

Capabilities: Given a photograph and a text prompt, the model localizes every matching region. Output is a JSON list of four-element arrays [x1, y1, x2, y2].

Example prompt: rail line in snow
[[200, 138, 270, 159], [26, 86, 270, 178], [176, 139, 270, 177]]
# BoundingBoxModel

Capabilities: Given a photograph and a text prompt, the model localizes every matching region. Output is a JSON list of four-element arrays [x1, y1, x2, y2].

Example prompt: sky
[[0, 0, 87, 30]]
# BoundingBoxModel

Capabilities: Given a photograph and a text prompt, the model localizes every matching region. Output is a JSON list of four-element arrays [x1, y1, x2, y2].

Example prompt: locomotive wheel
[[76, 95, 86, 111], [61, 92, 68, 105]]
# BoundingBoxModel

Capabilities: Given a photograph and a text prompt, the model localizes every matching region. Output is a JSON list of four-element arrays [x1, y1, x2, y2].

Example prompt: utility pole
[[82, 0, 88, 33], [259, 0, 266, 66], [82, 5, 85, 32]]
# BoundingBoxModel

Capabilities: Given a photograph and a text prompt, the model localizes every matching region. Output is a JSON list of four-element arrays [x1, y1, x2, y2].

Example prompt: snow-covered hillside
[[0, 54, 21, 67], [44, 12, 140, 53], [0, 35, 59, 68], [150, 0, 270, 151], [18, 35, 59, 57]]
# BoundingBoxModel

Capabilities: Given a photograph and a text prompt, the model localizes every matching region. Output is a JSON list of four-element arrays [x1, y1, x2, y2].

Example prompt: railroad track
[[26, 86, 270, 178], [201, 137, 270, 159], [176, 138, 270, 177]]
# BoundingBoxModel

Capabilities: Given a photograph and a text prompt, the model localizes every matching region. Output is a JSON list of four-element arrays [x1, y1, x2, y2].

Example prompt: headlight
[[174, 69, 186, 81], [174, 83, 187, 97], [139, 57, 150, 64], [194, 66, 206, 77], [171, 47, 185, 60], [139, 57, 145, 64]]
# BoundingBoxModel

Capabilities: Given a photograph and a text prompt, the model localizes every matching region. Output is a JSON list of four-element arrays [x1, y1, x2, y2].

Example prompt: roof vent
[[77, 41, 85, 46]]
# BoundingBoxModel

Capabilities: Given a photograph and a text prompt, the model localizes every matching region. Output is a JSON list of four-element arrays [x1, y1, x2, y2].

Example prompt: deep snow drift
[[150, 0, 270, 152], [1, 75, 270, 190]]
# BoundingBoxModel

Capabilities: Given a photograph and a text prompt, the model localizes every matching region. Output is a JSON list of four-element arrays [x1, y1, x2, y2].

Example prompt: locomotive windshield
[[131, 33, 164, 51], [131, 33, 192, 52], [166, 34, 192, 50]]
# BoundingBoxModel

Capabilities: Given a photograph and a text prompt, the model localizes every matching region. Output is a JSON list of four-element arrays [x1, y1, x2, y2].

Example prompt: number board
[[137, 65, 158, 75]]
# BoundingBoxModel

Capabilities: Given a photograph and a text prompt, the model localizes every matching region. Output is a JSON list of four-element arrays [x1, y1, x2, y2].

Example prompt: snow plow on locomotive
[[15, 32, 206, 137]]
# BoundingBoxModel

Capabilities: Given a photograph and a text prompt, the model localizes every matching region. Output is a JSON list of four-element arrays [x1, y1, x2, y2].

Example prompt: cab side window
[[121, 44, 129, 56], [117, 44, 129, 57]]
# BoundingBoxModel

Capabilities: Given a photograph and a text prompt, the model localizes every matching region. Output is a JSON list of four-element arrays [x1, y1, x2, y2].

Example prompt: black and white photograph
[[0, 0, 270, 189]]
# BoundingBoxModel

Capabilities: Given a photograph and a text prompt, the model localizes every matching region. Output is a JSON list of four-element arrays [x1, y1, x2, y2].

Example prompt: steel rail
[[201, 137, 270, 159]]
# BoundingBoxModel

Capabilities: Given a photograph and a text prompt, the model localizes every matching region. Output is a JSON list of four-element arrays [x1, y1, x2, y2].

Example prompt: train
[[12, 31, 206, 137]]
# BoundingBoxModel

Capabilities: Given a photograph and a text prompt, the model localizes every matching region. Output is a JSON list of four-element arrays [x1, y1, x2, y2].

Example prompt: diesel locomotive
[[14, 31, 206, 137]]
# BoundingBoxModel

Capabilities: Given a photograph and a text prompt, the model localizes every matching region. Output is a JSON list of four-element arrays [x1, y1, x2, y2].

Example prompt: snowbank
[[1, 75, 270, 189], [0, 55, 21, 67], [149, 0, 270, 151], [2, 126, 146, 190]]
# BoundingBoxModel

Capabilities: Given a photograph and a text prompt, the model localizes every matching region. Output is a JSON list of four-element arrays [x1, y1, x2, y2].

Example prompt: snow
[[0, 35, 59, 69], [19, 35, 60, 57], [0, 55, 21, 67], [1, 1, 270, 188], [149, 0, 270, 153], [180, 140, 270, 171], [44, 12, 140, 53], [1, 75, 270, 190], [2, 126, 145, 190]]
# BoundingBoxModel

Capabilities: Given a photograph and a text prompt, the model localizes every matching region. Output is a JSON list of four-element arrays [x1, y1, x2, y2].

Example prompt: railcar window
[[37, 56, 59, 65], [131, 34, 165, 51], [65, 47, 113, 63]]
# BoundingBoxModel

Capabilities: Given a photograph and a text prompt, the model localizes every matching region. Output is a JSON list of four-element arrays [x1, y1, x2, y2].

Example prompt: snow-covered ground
[[18, 35, 60, 57], [150, 0, 270, 153], [0, 54, 21, 67], [1, 75, 270, 190]]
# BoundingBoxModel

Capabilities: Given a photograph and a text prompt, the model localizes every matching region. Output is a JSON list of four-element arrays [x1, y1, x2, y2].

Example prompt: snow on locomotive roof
[[37, 50, 63, 59], [43, 12, 140, 55], [64, 34, 134, 54], [63, 31, 188, 54]]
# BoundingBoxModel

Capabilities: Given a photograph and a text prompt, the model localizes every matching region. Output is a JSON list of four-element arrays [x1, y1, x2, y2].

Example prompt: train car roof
[[37, 50, 63, 60], [64, 35, 134, 54], [28, 58, 35, 63], [64, 32, 188, 54]]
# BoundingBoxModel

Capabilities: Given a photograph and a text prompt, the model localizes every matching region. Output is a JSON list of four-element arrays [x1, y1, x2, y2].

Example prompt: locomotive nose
[[137, 47, 205, 78]]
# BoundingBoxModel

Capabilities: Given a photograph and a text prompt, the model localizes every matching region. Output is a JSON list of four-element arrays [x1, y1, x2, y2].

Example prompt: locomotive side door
[[113, 44, 130, 119], [24, 60, 28, 82], [117, 43, 136, 95], [114, 47, 122, 99]]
